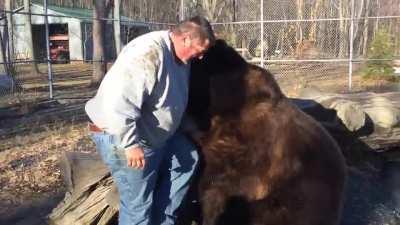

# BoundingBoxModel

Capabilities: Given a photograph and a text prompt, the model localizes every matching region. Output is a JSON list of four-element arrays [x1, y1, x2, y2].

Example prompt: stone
[[364, 106, 400, 129], [363, 96, 400, 129], [330, 99, 366, 132]]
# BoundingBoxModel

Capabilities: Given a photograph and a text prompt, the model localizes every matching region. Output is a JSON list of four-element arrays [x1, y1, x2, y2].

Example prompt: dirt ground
[[0, 62, 398, 224], [0, 63, 97, 224], [0, 119, 96, 224]]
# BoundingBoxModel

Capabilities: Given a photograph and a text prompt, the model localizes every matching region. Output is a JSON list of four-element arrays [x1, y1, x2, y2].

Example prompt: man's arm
[[179, 114, 206, 146], [116, 45, 160, 169]]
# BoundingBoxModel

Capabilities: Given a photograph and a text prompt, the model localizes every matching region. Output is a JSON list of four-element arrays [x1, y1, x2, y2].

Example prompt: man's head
[[170, 16, 215, 64]]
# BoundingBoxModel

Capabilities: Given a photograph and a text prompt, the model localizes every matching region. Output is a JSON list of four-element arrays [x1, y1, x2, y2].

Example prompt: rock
[[364, 96, 400, 128], [297, 90, 400, 151], [330, 99, 366, 132], [370, 96, 396, 107], [364, 107, 400, 129], [299, 88, 367, 132]]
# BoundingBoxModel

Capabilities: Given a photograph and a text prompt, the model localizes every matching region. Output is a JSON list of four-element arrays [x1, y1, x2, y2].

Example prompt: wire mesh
[[204, 0, 400, 95]]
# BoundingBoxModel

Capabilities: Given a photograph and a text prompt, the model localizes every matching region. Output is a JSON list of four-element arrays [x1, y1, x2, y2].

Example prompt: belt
[[88, 122, 104, 132]]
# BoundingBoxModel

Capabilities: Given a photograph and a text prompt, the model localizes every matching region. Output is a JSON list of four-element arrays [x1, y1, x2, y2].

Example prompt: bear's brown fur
[[187, 40, 347, 225]]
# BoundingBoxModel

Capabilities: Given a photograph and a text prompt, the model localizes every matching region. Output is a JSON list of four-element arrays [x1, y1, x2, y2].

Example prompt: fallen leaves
[[0, 120, 96, 218]]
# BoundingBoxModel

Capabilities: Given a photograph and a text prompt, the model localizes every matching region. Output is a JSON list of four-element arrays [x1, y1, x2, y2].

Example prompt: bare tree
[[113, 0, 121, 55], [296, 0, 304, 44], [24, 0, 40, 74], [361, 0, 372, 56], [0, 21, 7, 72], [351, 0, 365, 57], [309, 0, 322, 42], [200, 0, 227, 22], [5, 0, 14, 60], [0, 6, 4, 67], [91, 0, 113, 86], [1, 2, 19, 92], [338, 0, 350, 57]]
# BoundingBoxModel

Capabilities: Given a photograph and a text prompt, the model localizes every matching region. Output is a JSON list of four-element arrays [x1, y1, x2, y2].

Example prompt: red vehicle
[[49, 34, 70, 63]]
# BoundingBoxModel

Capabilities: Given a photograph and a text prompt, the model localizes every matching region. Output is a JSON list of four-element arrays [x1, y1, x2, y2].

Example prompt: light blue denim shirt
[[85, 31, 191, 149]]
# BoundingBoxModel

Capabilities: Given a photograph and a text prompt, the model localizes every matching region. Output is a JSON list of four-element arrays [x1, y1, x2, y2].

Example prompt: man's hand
[[125, 146, 146, 169]]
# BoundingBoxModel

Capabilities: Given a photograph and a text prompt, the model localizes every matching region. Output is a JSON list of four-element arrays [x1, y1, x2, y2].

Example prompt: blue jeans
[[90, 131, 199, 225]]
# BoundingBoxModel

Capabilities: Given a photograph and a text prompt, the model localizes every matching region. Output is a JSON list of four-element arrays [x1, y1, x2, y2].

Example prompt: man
[[85, 16, 215, 225]]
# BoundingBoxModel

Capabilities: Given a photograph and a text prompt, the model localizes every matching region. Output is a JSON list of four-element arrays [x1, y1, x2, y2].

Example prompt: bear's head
[[188, 40, 284, 130]]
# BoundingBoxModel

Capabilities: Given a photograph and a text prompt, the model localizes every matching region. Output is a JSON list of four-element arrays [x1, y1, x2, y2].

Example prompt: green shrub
[[362, 28, 397, 81]]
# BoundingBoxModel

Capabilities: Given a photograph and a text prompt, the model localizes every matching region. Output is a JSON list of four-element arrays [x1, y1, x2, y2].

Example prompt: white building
[[10, 3, 149, 61]]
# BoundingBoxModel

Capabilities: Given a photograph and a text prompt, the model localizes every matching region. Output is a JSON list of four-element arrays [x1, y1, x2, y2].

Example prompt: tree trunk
[[24, 0, 40, 75], [309, 0, 322, 42], [201, 0, 226, 22], [395, 18, 400, 56], [3, 0, 19, 92], [362, 0, 370, 56], [91, 0, 113, 86], [0, 10, 4, 67], [353, 0, 366, 57], [338, 0, 349, 57], [0, 25, 8, 73], [373, 0, 380, 38], [5, 0, 14, 60], [296, 0, 304, 44], [113, 0, 121, 55]]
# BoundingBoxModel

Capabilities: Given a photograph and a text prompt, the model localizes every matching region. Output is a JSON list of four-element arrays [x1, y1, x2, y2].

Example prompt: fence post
[[260, 0, 264, 68], [114, 0, 121, 55], [348, 0, 355, 91], [44, 0, 54, 99], [180, 0, 184, 21]]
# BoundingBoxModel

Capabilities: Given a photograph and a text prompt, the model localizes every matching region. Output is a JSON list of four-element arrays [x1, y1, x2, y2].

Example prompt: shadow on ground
[[0, 192, 65, 225]]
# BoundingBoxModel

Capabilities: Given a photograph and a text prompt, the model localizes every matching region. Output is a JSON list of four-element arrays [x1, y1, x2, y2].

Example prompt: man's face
[[188, 37, 210, 60], [180, 35, 211, 64]]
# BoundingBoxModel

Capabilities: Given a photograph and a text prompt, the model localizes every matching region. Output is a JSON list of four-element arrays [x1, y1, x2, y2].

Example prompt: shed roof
[[32, 3, 149, 26], [45, 4, 93, 20]]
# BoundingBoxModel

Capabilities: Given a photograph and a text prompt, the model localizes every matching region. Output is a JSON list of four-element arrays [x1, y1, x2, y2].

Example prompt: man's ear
[[183, 35, 191, 48]]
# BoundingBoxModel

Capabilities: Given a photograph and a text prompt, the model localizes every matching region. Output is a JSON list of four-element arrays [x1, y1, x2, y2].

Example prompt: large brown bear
[[186, 40, 347, 225]]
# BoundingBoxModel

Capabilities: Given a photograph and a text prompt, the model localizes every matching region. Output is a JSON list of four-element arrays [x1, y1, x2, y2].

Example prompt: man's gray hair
[[172, 16, 215, 45]]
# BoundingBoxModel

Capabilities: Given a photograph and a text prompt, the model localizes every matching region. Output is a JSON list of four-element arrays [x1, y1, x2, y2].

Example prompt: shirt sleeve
[[113, 44, 161, 149]]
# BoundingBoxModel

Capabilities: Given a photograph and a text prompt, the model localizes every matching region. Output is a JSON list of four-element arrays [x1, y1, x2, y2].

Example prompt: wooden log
[[49, 150, 195, 225], [48, 152, 118, 225]]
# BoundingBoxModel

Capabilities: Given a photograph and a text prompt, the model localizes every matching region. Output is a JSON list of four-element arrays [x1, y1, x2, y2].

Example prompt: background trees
[[15, 0, 397, 60], [2, 0, 399, 83]]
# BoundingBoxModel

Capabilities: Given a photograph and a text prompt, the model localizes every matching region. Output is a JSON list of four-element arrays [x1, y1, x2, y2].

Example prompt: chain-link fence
[[0, 2, 174, 108], [185, 0, 400, 95], [1, 0, 400, 107]]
